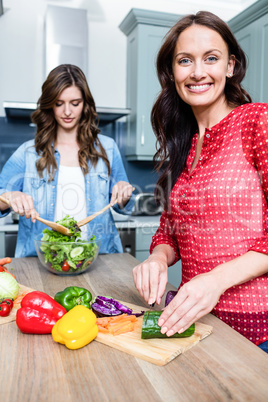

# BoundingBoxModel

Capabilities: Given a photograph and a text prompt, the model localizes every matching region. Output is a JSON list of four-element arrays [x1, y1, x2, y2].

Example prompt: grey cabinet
[[228, 0, 268, 102], [119, 9, 181, 161]]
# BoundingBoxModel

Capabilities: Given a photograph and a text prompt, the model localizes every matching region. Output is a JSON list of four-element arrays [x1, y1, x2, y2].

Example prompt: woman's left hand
[[158, 271, 224, 336], [111, 181, 133, 208]]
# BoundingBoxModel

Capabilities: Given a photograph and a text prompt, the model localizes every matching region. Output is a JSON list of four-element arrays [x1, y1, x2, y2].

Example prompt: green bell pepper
[[54, 286, 92, 311]]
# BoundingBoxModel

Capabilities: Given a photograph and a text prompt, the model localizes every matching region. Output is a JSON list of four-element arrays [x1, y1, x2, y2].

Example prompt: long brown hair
[[152, 11, 252, 209], [32, 64, 111, 180]]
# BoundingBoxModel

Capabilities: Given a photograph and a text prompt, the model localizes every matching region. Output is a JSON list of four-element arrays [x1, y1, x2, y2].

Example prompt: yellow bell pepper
[[52, 305, 98, 350]]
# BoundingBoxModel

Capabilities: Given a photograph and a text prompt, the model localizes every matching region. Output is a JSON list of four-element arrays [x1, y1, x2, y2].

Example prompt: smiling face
[[172, 24, 235, 113], [53, 85, 84, 133]]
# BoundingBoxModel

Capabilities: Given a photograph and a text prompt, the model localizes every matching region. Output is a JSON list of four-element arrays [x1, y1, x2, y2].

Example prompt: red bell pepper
[[16, 291, 67, 334]]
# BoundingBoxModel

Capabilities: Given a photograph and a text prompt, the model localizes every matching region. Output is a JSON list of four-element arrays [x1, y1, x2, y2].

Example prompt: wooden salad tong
[[0, 186, 135, 235], [0, 195, 72, 236], [77, 186, 135, 228]]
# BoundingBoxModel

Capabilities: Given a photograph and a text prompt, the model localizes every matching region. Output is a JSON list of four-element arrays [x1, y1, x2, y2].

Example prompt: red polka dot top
[[150, 103, 268, 345]]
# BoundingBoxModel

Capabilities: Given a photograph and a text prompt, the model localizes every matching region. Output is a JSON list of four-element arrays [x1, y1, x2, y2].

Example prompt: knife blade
[[145, 303, 155, 325]]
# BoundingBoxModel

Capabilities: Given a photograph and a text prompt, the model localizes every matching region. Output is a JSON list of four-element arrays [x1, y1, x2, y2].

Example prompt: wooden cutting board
[[95, 301, 213, 366], [0, 283, 35, 325]]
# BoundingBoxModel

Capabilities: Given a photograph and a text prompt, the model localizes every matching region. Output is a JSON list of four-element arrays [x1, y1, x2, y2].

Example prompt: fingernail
[[158, 319, 164, 326], [178, 327, 184, 334], [160, 326, 167, 334], [166, 330, 175, 337]]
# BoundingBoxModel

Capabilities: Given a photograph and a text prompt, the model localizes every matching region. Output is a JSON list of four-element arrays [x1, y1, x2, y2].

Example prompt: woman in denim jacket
[[0, 64, 134, 257]]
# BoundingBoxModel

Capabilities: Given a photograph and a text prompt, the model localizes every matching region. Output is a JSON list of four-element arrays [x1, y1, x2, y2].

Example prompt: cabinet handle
[[141, 115, 145, 145]]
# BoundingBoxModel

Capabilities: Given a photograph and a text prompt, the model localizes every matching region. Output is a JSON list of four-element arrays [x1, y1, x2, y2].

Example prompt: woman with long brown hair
[[133, 11, 268, 352], [0, 64, 133, 257]]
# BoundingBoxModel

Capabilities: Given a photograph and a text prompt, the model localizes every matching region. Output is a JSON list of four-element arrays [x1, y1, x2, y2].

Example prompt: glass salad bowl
[[34, 233, 101, 275]]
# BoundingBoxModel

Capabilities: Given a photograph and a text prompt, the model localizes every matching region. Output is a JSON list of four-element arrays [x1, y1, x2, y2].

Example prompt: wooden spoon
[[0, 195, 72, 236], [77, 187, 135, 228]]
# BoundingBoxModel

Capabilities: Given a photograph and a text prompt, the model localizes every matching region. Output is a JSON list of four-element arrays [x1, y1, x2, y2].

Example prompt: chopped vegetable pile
[[96, 314, 137, 336], [91, 295, 144, 317], [39, 215, 99, 273]]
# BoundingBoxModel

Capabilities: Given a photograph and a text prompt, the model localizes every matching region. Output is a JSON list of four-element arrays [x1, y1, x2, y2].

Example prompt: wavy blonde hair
[[32, 64, 111, 180]]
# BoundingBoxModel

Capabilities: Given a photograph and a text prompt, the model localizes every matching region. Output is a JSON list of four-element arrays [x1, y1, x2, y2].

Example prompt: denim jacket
[[0, 135, 134, 257]]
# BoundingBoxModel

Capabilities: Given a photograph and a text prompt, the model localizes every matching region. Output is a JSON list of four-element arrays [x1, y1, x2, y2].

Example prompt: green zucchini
[[141, 311, 195, 339]]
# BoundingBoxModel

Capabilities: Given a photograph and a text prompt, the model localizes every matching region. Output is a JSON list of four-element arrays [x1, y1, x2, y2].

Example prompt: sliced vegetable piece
[[108, 313, 137, 324], [70, 246, 84, 259], [109, 322, 134, 336], [96, 317, 112, 326], [96, 296, 132, 314], [96, 314, 137, 336], [91, 297, 122, 317], [141, 311, 195, 339], [97, 325, 109, 333]]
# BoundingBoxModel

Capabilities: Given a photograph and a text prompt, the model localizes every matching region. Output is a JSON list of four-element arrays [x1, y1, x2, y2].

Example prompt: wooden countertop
[[1, 254, 268, 402]]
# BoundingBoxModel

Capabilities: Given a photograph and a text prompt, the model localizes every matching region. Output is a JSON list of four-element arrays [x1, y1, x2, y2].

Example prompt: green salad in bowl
[[34, 215, 101, 275]]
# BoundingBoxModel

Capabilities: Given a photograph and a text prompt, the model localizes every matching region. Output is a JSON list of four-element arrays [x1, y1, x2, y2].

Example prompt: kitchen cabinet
[[135, 225, 181, 288], [119, 9, 181, 161], [228, 0, 268, 102]]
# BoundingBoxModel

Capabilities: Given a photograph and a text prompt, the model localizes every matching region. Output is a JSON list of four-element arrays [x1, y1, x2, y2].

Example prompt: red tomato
[[0, 303, 11, 317], [1, 299, 14, 309], [62, 261, 70, 272]]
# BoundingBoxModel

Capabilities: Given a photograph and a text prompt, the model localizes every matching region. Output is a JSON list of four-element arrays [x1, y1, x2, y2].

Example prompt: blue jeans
[[258, 340, 268, 353]]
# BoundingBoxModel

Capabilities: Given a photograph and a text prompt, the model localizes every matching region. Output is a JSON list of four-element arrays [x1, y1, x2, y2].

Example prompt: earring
[[170, 76, 174, 82], [227, 73, 232, 77]]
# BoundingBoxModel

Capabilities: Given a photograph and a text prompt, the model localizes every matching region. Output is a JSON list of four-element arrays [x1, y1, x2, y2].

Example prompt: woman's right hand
[[133, 247, 172, 306], [0, 191, 39, 222]]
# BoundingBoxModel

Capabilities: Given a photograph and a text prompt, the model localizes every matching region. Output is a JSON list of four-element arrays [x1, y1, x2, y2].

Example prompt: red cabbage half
[[91, 295, 144, 317]]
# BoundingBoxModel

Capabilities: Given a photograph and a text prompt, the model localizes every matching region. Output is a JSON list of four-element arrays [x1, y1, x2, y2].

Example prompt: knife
[[145, 302, 155, 325]]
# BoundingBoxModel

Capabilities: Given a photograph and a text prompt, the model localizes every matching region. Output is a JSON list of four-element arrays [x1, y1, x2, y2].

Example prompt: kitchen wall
[[0, 0, 257, 116], [0, 0, 258, 190]]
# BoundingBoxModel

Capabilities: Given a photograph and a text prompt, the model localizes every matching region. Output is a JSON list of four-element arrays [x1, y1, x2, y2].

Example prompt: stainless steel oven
[[5, 232, 17, 257], [131, 193, 162, 216], [117, 228, 135, 257]]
